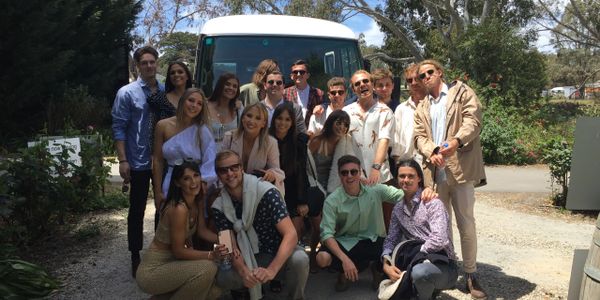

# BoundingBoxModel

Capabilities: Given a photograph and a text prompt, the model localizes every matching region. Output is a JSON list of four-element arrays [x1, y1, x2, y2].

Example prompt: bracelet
[[119, 160, 128, 164]]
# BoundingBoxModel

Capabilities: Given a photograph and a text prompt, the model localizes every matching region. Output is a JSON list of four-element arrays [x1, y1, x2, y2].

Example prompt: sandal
[[269, 280, 282, 293]]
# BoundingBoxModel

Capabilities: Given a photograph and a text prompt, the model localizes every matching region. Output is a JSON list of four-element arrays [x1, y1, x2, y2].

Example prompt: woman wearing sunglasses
[[153, 88, 218, 242], [136, 161, 225, 299], [221, 102, 285, 194]]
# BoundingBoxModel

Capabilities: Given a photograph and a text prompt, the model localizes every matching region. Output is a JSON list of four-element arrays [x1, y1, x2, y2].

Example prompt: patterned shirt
[[382, 189, 456, 259], [321, 184, 403, 251], [213, 188, 289, 254], [343, 100, 395, 183]]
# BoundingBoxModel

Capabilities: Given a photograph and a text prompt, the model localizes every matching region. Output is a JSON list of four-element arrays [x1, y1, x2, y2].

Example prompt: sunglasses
[[406, 77, 416, 84], [418, 69, 435, 80], [292, 70, 307, 76], [340, 169, 360, 177], [329, 90, 345, 96], [267, 80, 284, 86], [216, 163, 241, 175], [353, 78, 370, 87]]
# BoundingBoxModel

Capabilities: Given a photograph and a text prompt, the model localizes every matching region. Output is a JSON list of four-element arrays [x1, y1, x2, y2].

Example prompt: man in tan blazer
[[413, 59, 487, 299]]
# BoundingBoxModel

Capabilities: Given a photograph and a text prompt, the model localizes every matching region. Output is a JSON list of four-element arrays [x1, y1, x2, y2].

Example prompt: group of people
[[112, 45, 487, 300]]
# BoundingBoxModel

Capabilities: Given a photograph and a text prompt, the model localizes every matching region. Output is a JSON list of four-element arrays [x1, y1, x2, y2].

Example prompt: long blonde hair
[[236, 102, 269, 153], [176, 88, 211, 149]]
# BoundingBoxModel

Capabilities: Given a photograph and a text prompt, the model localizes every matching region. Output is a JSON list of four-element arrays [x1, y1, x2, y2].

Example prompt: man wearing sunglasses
[[261, 71, 306, 133], [391, 64, 426, 166], [283, 59, 324, 128], [212, 150, 309, 300], [343, 70, 395, 187], [413, 59, 487, 299], [307, 77, 347, 136]]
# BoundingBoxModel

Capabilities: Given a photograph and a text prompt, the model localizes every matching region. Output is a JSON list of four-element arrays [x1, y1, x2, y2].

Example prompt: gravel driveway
[[47, 189, 595, 300]]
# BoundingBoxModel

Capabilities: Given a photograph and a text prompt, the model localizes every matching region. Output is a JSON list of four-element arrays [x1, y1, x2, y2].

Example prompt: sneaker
[[466, 273, 487, 299], [335, 272, 349, 292], [370, 262, 384, 290]]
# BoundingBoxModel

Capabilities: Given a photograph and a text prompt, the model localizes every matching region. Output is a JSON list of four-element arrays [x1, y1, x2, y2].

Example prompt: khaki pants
[[437, 180, 478, 273]]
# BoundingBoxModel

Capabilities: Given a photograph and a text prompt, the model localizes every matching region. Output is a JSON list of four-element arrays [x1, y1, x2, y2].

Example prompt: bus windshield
[[196, 35, 362, 97]]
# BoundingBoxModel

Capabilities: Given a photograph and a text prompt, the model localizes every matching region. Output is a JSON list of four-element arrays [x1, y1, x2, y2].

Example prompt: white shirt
[[262, 98, 285, 127], [307, 105, 335, 136], [295, 85, 310, 118], [391, 97, 422, 166], [343, 100, 395, 183], [429, 84, 449, 182]]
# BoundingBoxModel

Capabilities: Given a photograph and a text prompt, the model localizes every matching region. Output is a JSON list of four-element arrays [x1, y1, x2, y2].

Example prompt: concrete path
[[478, 165, 551, 193]]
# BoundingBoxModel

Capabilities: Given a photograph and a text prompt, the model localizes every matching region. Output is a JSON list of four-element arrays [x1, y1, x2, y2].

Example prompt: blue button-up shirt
[[111, 77, 164, 171]]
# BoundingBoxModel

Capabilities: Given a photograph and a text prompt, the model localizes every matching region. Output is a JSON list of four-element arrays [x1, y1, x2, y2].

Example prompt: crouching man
[[212, 150, 309, 300]]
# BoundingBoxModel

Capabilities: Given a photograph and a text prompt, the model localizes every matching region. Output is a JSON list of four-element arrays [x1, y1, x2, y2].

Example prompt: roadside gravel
[[44, 190, 596, 300]]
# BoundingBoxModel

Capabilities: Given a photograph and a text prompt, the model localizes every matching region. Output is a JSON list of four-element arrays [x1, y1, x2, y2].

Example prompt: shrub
[[0, 136, 112, 245], [480, 100, 536, 165], [543, 139, 572, 208]]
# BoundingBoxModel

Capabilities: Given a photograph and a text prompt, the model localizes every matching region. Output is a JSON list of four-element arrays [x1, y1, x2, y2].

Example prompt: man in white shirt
[[262, 71, 306, 133], [413, 59, 487, 299], [392, 64, 426, 166], [343, 70, 395, 185], [283, 60, 323, 128], [307, 77, 347, 136]]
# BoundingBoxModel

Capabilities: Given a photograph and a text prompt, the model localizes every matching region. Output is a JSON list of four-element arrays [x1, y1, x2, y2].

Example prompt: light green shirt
[[320, 183, 404, 250]]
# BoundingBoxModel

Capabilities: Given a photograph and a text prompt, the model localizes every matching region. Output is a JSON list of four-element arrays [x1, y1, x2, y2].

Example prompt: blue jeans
[[412, 260, 458, 300]]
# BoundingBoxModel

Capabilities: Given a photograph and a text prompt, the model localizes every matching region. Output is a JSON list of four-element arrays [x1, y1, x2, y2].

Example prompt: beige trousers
[[437, 180, 478, 273], [136, 249, 220, 299]]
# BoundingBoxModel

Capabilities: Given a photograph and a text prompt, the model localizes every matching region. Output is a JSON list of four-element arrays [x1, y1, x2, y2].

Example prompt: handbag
[[305, 149, 326, 216], [378, 239, 449, 300]]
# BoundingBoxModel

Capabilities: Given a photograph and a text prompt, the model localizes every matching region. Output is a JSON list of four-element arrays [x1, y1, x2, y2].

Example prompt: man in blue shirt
[[111, 46, 163, 277]]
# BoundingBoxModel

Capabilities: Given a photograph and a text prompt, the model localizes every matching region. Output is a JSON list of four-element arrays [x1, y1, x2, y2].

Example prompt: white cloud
[[358, 19, 385, 47]]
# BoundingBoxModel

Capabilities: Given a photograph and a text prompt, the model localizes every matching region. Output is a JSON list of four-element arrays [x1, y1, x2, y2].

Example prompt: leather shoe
[[466, 273, 487, 299], [335, 272, 349, 292], [131, 254, 140, 278]]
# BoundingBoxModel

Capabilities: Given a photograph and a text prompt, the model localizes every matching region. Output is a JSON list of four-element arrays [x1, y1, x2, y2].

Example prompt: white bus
[[195, 15, 364, 96]]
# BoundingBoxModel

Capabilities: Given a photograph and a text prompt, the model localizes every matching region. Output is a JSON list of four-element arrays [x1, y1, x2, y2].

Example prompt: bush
[[0, 136, 113, 245], [543, 139, 572, 208], [481, 100, 536, 165]]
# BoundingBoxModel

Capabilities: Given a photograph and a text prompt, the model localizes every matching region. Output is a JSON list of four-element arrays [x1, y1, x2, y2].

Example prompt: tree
[[341, 0, 537, 62], [223, 0, 351, 22], [137, 0, 223, 46], [0, 0, 140, 145], [537, 0, 600, 49], [158, 32, 199, 72]]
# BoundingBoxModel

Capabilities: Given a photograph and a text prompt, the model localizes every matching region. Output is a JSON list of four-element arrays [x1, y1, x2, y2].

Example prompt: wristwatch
[[372, 163, 382, 171]]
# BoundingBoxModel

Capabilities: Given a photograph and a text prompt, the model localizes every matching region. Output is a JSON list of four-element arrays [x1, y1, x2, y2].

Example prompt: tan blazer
[[413, 80, 487, 188], [223, 130, 286, 195]]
